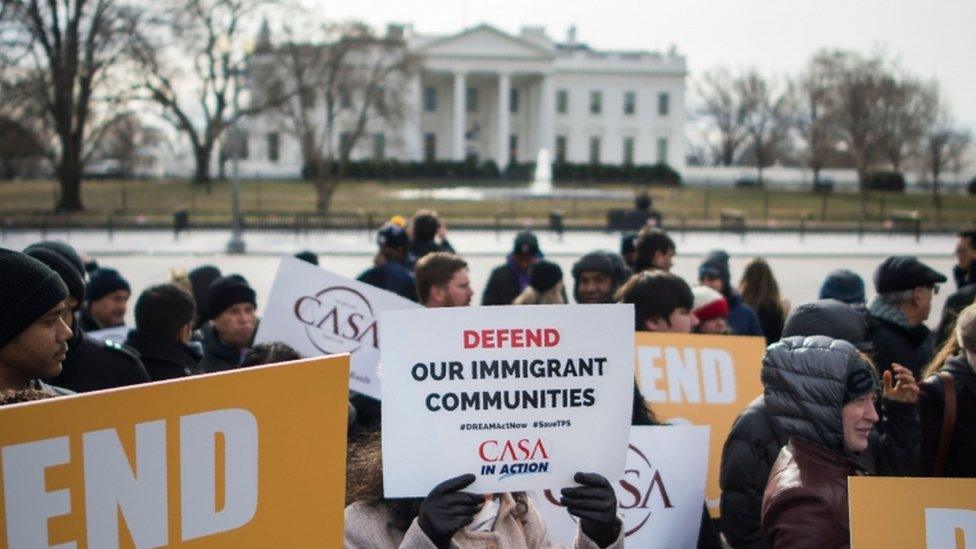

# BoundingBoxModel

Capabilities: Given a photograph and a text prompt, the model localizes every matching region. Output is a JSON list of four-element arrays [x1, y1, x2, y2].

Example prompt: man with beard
[[416, 253, 474, 308], [24, 241, 148, 392], [571, 250, 630, 304], [200, 275, 258, 372], [78, 267, 131, 331], [934, 229, 976, 347]]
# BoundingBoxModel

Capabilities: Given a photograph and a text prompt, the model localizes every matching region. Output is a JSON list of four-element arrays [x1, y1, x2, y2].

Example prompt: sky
[[308, 0, 976, 133]]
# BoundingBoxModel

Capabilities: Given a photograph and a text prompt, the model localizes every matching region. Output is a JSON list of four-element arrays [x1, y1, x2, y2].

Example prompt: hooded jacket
[[126, 329, 203, 381], [482, 254, 538, 306], [760, 336, 874, 548], [720, 300, 920, 548], [867, 302, 934, 379], [50, 320, 149, 392]]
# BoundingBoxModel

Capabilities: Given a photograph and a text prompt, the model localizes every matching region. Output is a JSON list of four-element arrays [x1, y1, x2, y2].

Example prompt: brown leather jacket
[[761, 437, 868, 549]]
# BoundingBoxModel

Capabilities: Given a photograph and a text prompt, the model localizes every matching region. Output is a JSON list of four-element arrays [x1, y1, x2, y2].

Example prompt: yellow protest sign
[[634, 332, 766, 515], [850, 477, 976, 548], [0, 355, 350, 548]]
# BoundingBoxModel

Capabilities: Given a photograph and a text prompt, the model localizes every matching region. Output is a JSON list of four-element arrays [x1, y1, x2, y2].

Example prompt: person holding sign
[[761, 335, 919, 548], [616, 270, 723, 549], [345, 433, 624, 548]]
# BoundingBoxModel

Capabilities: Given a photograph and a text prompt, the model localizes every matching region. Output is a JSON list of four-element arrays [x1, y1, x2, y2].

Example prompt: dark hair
[[633, 227, 675, 272], [411, 210, 441, 243], [739, 257, 785, 313], [415, 252, 467, 304], [616, 270, 693, 330], [958, 229, 976, 250], [242, 342, 302, 367], [134, 283, 196, 340]]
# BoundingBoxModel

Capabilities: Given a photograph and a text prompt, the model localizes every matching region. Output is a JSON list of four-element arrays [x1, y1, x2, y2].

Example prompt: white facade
[[240, 24, 687, 177]]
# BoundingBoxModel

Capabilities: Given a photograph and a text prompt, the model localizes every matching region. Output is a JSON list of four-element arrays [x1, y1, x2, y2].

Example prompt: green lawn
[[0, 178, 971, 230]]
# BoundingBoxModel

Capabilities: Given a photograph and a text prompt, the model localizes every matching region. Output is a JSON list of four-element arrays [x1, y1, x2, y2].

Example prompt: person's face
[[429, 269, 473, 308], [697, 317, 727, 335], [514, 253, 535, 272], [212, 302, 257, 349], [842, 392, 879, 453], [955, 236, 976, 269], [577, 271, 614, 304], [62, 297, 78, 329], [700, 275, 724, 293], [652, 249, 675, 272], [912, 286, 936, 323], [0, 300, 72, 387], [644, 308, 699, 333], [89, 289, 130, 327]]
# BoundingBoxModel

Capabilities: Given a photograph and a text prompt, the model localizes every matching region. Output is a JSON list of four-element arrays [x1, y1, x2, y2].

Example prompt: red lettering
[[531, 439, 550, 459], [526, 329, 542, 347], [463, 330, 479, 349], [478, 440, 498, 461], [511, 328, 524, 347], [500, 440, 518, 461], [517, 439, 531, 459], [545, 328, 560, 347], [497, 329, 509, 347], [482, 329, 495, 348]]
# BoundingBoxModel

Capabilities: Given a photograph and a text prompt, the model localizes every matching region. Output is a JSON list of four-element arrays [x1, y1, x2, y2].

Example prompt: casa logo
[[477, 438, 551, 480], [544, 444, 674, 537], [293, 286, 379, 355]]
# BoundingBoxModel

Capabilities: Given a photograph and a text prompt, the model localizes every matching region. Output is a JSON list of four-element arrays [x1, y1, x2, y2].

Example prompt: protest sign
[[0, 355, 350, 548], [380, 304, 634, 497], [254, 255, 420, 399], [634, 332, 765, 515], [532, 425, 710, 548], [850, 477, 976, 548], [86, 325, 130, 345]]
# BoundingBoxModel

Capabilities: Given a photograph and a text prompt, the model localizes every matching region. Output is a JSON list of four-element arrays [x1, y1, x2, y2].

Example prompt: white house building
[[240, 23, 687, 177]]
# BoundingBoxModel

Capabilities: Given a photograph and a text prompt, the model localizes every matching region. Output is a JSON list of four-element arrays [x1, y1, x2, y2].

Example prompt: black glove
[[417, 473, 483, 549], [560, 472, 620, 548]]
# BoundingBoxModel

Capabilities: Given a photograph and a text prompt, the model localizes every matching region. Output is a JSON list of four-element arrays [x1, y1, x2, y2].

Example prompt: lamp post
[[221, 36, 252, 254]]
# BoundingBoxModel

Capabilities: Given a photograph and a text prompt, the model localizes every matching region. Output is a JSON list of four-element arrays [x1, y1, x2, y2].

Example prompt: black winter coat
[[481, 262, 525, 306], [755, 303, 784, 346], [867, 315, 934, 379], [919, 354, 976, 477], [126, 330, 203, 381], [199, 322, 247, 373], [934, 284, 976, 349], [719, 393, 919, 548], [50, 324, 149, 392]]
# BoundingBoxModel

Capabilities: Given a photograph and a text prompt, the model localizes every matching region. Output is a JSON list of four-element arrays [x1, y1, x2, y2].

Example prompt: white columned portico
[[496, 72, 511, 169], [538, 72, 554, 158], [452, 71, 466, 161]]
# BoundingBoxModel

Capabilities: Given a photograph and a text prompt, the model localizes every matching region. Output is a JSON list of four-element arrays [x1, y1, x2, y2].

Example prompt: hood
[[782, 299, 871, 350], [762, 335, 874, 455]]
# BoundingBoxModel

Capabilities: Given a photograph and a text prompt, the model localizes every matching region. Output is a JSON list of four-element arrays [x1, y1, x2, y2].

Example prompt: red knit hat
[[692, 286, 728, 323]]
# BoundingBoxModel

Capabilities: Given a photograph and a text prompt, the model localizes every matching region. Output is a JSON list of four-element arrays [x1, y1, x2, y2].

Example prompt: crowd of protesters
[[2, 212, 974, 548]]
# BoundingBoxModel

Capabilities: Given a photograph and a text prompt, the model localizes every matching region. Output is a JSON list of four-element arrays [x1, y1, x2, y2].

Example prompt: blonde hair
[[513, 281, 566, 305], [925, 302, 976, 378]]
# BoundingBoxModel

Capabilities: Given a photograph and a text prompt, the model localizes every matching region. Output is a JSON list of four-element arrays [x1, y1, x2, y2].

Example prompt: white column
[[405, 73, 423, 161], [452, 71, 466, 161], [538, 73, 554, 157], [496, 72, 511, 169]]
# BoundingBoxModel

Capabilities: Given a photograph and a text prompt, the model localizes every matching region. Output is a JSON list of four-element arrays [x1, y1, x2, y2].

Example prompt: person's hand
[[883, 363, 920, 404], [560, 472, 620, 548], [417, 474, 483, 549]]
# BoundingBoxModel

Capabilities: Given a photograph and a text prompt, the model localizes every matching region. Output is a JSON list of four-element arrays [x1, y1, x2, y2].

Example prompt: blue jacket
[[726, 291, 764, 337]]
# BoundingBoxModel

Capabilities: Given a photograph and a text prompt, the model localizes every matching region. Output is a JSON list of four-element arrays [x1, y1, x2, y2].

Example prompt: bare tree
[[264, 20, 415, 212], [878, 76, 933, 174], [696, 68, 751, 166], [794, 54, 839, 187], [93, 112, 166, 177], [924, 107, 972, 205], [736, 70, 792, 184], [1, 0, 136, 210], [130, 0, 277, 184]]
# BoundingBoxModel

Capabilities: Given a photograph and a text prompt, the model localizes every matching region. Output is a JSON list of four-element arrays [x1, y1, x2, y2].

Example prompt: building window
[[555, 136, 567, 163], [424, 133, 436, 163], [373, 133, 385, 161], [656, 137, 669, 164], [624, 91, 636, 115], [424, 87, 437, 112], [226, 128, 249, 160], [267, 132, 279, 163], [658, 92, 670, 116], [556, 89, 568, 114], [623, 137, 634, 166], [466, 87, 478, 113], [589, 136, 601, 164], [510, 88, 519, 113], [590, 91, 602, 114], [509, 134, 518, 163]]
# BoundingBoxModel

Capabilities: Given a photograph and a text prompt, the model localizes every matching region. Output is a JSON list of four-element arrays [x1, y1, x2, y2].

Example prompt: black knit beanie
[[530, 260, 563, 293], [207, 274, 257, 321], [0, 247, 69, 350], [24, 241, 86, 305], [189, 264, 222, 323], [86, 268, 131, 302]]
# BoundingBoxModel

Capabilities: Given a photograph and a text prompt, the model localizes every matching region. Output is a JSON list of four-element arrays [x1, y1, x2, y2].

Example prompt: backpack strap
[[933, 371, 958, 476]]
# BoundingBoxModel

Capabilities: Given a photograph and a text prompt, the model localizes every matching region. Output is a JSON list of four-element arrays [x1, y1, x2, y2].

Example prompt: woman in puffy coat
[[760, 335, 919, 548]]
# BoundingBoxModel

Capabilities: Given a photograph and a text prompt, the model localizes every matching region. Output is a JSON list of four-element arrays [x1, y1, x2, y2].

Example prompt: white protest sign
[[253, 255, 420, 399], [86, 325, 130, 345], [531, 425, 710, 549], [380, 304, 634, 497]]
